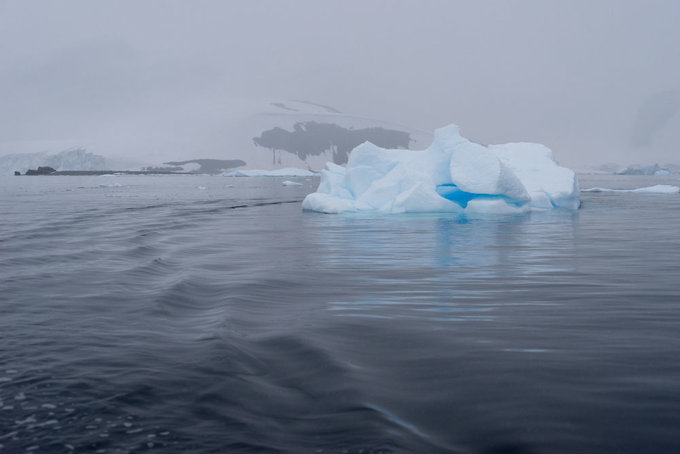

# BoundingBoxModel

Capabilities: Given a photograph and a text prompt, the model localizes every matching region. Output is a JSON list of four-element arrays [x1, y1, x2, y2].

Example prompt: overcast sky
[[1, 0, 679, 167]]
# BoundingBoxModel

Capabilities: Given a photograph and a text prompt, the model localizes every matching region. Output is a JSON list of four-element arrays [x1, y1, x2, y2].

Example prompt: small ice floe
[[582, 184, 679, 194], [281, 180, 303, 187], [196, 186, 207, 190], [98, 182, 123, 188]]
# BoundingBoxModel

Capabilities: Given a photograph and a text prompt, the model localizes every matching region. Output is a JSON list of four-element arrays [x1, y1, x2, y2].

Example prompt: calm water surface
[[1, 173, 679, 453]]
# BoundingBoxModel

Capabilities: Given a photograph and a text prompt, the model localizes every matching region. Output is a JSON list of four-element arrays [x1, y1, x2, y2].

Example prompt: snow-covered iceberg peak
[[302, 124, 580, 214]]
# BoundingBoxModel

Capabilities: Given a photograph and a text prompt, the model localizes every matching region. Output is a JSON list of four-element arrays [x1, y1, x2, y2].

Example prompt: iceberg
[[614, 164, 672, 176], [302, 125, 580, 214]]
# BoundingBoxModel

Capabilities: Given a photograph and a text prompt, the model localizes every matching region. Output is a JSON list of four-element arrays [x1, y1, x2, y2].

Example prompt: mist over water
[[1, 174, 679, 453], [1, 1, 679, 167]]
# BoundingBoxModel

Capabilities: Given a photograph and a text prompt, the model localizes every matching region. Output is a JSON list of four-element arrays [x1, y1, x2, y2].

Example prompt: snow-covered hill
[[0, 148, 107, 175]]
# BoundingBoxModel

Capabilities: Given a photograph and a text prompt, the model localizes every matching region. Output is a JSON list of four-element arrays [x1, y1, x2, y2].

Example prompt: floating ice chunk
[[629, 185, 679, 193], [302, 124, 579, 214], [583, 185, 680, 194], [490, 142, 580, 209], [281, 180, 302, 186], [301, 192, 359, 214], [98, 182, 122, 188], [223, 168, 317, 177]]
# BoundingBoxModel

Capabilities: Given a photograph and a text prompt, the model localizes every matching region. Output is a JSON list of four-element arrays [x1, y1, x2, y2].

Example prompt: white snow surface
[[302, 124, 580, 214], [0, 149, 107, 175], [223, 168, 317, 177], [582, 185, 680, 194]]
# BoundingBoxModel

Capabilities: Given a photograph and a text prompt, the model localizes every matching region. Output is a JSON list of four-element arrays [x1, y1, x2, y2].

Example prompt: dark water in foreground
[[1, 174, 679, 454]]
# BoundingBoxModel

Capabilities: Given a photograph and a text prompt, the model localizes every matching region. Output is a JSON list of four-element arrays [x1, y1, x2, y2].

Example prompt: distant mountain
[[631, 89, 680, 148], [0, 148, 107, 175], [615, 164, 673, 176]]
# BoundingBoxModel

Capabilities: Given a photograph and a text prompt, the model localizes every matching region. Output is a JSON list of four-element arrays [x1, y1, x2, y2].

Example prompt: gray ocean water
[[1, 173, 679, 454]]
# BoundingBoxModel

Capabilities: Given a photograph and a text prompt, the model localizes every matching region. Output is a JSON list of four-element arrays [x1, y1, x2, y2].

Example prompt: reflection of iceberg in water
[[303, 210, 579, 322], [434, 211, 579, 275]]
